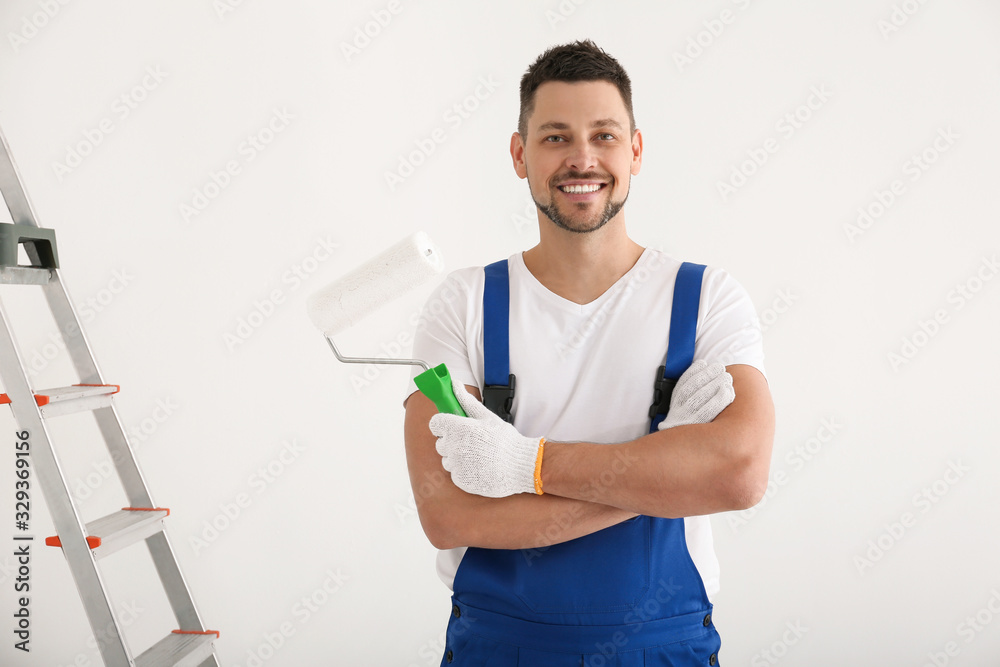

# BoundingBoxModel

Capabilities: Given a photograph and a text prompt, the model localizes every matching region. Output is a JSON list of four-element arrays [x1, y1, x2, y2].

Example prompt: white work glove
[[658, 359, 735, 430], [429, 379, 545, 498]]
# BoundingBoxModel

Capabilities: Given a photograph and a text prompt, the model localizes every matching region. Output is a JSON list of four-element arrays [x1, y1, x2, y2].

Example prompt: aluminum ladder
[[0, 124, 219, 666]]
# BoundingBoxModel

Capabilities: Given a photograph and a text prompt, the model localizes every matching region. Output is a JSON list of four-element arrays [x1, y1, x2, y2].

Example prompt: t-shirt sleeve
[[693, 266, 766, 379], [405, 267, 483, 403]]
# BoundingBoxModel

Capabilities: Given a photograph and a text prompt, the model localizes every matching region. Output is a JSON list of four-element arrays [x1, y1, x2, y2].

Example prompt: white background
[[1, 1, 999, 665]]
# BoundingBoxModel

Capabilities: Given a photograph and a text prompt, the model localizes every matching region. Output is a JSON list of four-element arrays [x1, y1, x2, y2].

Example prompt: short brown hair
[[518, 40, 635, 137]]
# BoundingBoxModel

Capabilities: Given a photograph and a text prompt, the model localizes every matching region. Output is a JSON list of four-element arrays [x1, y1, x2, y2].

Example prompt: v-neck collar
[[510, 248, 652, 315]]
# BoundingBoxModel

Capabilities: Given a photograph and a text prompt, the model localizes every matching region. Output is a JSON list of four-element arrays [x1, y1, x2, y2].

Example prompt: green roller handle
[[413, 363, 467, 417]]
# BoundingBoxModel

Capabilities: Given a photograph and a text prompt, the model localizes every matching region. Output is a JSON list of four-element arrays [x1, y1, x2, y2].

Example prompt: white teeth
[[559, 183, 602, 194]]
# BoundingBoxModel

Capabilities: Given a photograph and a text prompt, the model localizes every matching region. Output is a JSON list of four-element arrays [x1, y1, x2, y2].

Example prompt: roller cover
[[306, 231, 444, 336]]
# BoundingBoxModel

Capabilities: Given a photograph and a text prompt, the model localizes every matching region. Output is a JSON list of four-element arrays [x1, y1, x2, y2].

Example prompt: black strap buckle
[[483, 374, 516, 423], [648, 365, 677, 420]]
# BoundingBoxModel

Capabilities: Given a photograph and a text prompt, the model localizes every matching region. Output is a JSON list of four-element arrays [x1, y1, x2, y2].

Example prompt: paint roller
[[305, 231, 467, 416]]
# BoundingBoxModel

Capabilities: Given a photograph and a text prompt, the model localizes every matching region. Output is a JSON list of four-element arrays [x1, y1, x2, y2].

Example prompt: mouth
[[556, 182, 608, 195]]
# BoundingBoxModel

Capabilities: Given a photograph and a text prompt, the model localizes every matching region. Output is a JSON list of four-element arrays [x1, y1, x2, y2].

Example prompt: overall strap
[[482, 259, 516, 422], [649, 262, 707, 433]]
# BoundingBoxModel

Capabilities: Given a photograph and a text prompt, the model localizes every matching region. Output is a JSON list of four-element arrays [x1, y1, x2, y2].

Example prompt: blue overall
[[440, 260, 720, 667]]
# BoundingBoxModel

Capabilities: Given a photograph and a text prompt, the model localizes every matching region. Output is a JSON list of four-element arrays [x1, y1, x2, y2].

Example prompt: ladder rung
[[0, 265, 51, 285], [45, 508, 169, 559], [135, 630, 219, 667], [0, 383, 120, 418]]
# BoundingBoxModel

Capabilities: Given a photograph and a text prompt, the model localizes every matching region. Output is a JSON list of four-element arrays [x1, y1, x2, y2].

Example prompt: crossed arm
[[402, 364, 774, 551]]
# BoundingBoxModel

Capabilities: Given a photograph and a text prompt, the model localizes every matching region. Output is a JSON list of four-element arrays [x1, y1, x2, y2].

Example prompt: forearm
[[428, 491, 637, 551], [541, 365, 774, 518], [405, 386, 637, 551], [540, 423, 746, 518]]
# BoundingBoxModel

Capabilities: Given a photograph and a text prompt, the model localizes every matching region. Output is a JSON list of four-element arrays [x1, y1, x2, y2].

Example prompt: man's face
[[511, 80, 642, 235]]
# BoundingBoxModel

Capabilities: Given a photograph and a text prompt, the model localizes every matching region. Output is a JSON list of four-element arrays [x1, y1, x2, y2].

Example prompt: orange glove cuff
[[533, 438, 546, 495]]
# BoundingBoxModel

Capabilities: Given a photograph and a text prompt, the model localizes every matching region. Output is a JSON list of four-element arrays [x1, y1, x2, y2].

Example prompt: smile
[[557, 183, 606, 194]]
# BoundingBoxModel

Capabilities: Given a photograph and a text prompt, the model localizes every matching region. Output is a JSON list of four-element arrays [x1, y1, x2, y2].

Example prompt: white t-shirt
[[405, 248, 766, 600]]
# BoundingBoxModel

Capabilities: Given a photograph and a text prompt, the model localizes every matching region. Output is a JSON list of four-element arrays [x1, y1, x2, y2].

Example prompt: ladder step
[[0, 265, 51, 285], [45, 507, 169, 559], [0, 383, 119, 418], [135, 630, 220, 667]]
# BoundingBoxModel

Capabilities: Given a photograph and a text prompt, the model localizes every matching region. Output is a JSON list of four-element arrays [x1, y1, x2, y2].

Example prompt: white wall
[[1, 1, 999, 665]]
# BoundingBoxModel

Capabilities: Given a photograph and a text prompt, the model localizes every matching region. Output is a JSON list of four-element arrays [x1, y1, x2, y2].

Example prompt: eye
[[544, 135, 566, 143], [596, 132, 616, 141]]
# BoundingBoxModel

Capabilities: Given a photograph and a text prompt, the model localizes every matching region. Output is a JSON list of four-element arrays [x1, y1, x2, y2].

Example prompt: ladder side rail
[[147, 532, 217, 644], [32, 252, 156, 508], [0, 298, 133, 666], [90, 403, 156, 508], [0, 127, 41, 228], [24, 245, 102, 384]]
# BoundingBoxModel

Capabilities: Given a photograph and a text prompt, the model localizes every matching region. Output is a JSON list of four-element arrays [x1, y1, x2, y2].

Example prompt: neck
[[522, 213, 644, 305]]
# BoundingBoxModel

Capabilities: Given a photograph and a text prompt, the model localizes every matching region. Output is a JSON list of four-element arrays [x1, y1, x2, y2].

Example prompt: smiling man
[[516, 80, 636, 237], [404, 40, 774, 666]]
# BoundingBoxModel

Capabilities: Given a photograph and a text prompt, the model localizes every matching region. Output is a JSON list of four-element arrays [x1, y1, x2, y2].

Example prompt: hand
[[658, 359, 735, 430], [429, 379, 544, 498]]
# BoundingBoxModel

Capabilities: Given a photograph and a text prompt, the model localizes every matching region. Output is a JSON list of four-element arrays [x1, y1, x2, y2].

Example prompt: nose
[[565, 140, 598, 172]]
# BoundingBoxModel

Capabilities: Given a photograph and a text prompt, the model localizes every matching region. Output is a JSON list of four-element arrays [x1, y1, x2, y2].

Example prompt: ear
[[510, 132, 528, 179], [630, 128, 643, 176]]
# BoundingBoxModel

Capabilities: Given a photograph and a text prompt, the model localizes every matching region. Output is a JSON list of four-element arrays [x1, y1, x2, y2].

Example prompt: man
[[403, 40, 774, 666]]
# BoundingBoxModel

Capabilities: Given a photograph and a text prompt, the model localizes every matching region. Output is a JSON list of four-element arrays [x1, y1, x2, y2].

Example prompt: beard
[[530, 173, 630, 234]]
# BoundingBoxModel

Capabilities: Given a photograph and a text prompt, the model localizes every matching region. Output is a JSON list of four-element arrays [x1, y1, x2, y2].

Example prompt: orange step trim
[[172, 629, 220, 639], [45, 535, 102, 549]]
